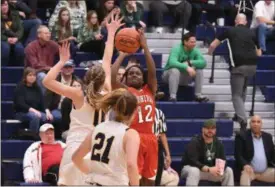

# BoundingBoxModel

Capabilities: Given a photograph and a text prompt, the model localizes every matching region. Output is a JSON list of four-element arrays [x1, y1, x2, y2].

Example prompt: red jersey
[[128, 85, 155, 134]]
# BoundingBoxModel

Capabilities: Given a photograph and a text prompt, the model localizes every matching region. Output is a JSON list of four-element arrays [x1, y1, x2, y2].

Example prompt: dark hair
[[124, 65, 146, 87], [119, 66, 125, 70], [99, 88, 137, 123], [86, 10, 99, 31], [83, 65, 106, 108], [21, 67, 37, 85], [57, 7, 72, 40], [182, 32, 196, 42], [1, 0, 8, 5]]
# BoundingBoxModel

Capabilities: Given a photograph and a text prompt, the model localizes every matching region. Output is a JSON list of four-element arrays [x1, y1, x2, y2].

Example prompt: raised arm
[[111, 52, 128, 90], [42, 42, 83, 109], [139, 29, 157, 95], [102, 11, 125, 92]]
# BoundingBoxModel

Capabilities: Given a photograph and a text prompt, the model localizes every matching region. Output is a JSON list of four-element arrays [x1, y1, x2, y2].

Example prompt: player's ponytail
[[84, 65, 106, 108], [99, 88, 137, 123]]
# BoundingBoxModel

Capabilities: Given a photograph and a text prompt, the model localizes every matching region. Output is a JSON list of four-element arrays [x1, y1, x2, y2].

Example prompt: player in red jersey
[[111, 29, 158, 186]]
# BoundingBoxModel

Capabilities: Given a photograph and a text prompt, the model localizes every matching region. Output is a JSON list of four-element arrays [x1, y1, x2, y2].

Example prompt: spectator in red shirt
[[23, 123, 66, 185], [24, 25, 59, 95]]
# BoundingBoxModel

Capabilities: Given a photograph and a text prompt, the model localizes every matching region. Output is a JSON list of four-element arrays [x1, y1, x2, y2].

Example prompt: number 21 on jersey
[[137, 105, 153, 123]]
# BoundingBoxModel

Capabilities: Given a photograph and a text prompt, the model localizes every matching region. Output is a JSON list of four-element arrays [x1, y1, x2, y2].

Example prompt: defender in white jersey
[[42, 11, 124, 185], [72, 89, 140, 186]]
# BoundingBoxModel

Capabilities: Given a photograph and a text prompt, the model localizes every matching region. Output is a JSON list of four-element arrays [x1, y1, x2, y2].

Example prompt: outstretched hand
[[106, 11, 125, 36], [59, 41, 70, 63]]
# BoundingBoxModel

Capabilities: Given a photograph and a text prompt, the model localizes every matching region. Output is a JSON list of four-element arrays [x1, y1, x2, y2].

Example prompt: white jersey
[[86, 121, 129, 185], [59, 98, 105, 185]]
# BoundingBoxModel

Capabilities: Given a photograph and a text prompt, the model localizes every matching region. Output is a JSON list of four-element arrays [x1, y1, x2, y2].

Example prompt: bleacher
[[2, 2, 275, 186]]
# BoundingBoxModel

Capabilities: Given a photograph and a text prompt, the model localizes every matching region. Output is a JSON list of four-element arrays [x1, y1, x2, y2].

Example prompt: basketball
[[115, 28, 140, 54]]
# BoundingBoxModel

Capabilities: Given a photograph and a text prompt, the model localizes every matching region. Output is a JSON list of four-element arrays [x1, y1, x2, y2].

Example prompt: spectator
[[23, 123, 66, 185], [219, 0, 238, 26], [235, 115, 275, 186], [77, 10, 105, 59], [154, 108, 179, 186], [14, 67, 48, 133], [8, 0, 42, 46], [117, 66, 126, 82], [44, 60, 78, 138], [189, 0, 225, 31], [60, 78, 83, 140], [24, 25, 59, 95], [21, 0, 57, 17], [48, 0, 86, 37], [149, 0, 192, 34], [181, 119, 234, 186], [120, 0, 146, 28], [209, 14, 262, 130], [97, 0, 117, 25], [250, 0, 275, 54], [1, 0, 25, 66], [86, 0, 100, 11], [162, 32, 208, 102], [50, 7, 77, 58]]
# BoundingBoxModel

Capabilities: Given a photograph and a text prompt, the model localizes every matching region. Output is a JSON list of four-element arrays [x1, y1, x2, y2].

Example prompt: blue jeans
[[22, 18, 42, 46], [15, 111, 47, 133], [51, 109, 62, 123], [37, 72, 46, 95], [1, 41, 25, 66], [257, 23, 275, 52]]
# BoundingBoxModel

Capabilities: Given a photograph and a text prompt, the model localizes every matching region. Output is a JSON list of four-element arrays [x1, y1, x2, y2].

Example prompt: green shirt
[[164, 43, 206, 72]]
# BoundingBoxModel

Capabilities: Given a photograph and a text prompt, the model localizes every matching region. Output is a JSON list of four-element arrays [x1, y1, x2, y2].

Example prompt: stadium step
[[215, 102, 275, 112], [166, 119, 233, 138], [261, 86, 275, 102], [1, 120, 24, 139], [1, 101, 215, 120], [215, 111, 275, 119], [157, 102, 214, 119]]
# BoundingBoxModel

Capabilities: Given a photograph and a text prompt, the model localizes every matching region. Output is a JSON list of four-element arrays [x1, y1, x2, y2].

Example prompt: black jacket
[[181, 135, 226, 169], [234, 129, 275, 171], [44, 74, 77, 111]]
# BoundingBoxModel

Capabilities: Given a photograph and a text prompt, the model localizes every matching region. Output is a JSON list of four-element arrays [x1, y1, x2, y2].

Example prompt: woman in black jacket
[[14, 67, 48, 133]]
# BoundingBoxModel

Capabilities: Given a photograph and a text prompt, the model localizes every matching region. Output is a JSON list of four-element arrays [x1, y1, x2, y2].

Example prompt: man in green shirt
[[162, 32, 208, 102]]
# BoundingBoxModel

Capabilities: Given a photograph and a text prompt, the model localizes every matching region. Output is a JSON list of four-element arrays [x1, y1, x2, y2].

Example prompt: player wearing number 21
[[111, 28, 158, 186], [72, 89, 140, 186]]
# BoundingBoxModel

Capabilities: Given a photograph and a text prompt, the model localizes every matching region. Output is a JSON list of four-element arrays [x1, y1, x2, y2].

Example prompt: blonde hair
[[99, 89, 137, 123], [83, 65, 106, 108]]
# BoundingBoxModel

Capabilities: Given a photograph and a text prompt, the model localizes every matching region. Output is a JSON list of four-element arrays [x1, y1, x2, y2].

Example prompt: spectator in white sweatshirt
[[23, 123, 66, 185]]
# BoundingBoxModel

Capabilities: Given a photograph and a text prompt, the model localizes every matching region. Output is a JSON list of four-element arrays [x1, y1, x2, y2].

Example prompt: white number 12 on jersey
[[137, 105, 153, 123]]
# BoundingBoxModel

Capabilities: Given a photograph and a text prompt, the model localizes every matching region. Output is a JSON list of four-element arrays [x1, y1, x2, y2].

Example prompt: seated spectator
[[1, 0, 25, 66], [235, 115, 275, 186], [189, 0, 225, 31], [162, 33, 208, 102], [149, 0, 192, 34], [97, 0, 118, 25], [181, 119, 234, 186], [50, 7, 77, 58], [44, 60, 78, 138], [14, 67, 48, 133], [154, 108, 179, 186], [60, 78, 83, 140], [8, 0, 42, 46], [250, 0, 275, 54], [48, 0, 86, 37], [117, 66, 126, 82], [23, 123, 66, 185], [120, 0, 146, 28], [21, 0, 57, 17], [77, 10, 105, 59], [24, 25, 59, 94]]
